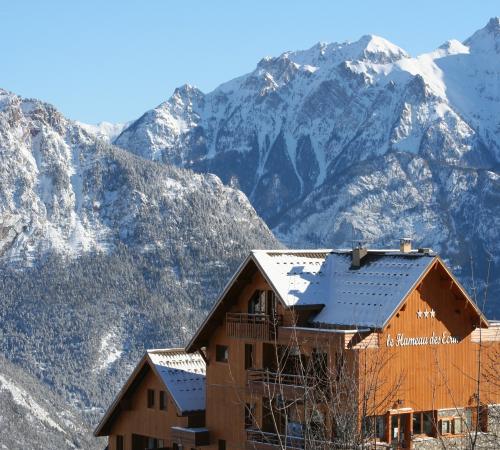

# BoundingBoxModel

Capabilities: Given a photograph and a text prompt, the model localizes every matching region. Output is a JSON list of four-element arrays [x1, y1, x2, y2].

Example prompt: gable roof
[[187, 249, 488, 352], [148, 349, 206, 414], [94, 348, 205, 436], [253, 250, 437, 328]]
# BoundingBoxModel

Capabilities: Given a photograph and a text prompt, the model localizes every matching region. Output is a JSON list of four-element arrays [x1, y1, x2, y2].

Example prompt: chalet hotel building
[[95, 241, 500, 450]]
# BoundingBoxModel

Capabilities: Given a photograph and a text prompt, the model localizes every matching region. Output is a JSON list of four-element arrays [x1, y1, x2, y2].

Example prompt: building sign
[[386, 332, 460, 347]]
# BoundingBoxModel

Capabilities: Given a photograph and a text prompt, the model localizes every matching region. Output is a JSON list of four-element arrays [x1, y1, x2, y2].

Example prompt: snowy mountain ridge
[[115, 18, 500, 316], [76, 120, 130, 143]]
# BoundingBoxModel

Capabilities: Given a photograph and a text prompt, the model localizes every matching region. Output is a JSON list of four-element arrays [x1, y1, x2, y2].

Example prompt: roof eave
[[94, 354, 149, 436], [185, 253, 254, 353], [186, 250, 294, 353], [380, 256, 438, 330], [434, 256, 489, 327], [380, 256, 489, 330], [250, 252, 297, 309]]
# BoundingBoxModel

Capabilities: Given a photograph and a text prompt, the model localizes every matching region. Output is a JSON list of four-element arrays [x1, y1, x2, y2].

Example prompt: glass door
[[390, 413, 411, 449]]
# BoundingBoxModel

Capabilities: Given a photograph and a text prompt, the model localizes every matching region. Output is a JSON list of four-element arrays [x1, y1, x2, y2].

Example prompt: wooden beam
[[198, 348, 209, 366]]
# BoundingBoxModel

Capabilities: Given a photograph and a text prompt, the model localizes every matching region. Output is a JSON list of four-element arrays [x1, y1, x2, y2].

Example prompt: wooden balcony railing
[[246, 429, 334, 450], [226, 313, 281, 340], [247, 369, 313, 387], [246, 369, 312, 399]]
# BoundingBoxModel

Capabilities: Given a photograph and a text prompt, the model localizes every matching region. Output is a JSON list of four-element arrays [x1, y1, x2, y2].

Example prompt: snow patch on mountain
[[77, 121, 130, 142], [95, 328, 124, 372]]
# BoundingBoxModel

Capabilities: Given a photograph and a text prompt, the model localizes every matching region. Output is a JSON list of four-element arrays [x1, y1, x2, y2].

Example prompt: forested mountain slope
[[0, 356, 101, 449]]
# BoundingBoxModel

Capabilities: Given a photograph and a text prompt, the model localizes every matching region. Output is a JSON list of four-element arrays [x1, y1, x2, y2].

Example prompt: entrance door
[[390, 414, 411, 449]]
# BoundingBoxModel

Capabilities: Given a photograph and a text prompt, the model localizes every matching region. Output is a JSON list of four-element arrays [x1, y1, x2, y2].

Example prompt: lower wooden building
[[97, 242, 500, 450], [94, 349, 208, 450]]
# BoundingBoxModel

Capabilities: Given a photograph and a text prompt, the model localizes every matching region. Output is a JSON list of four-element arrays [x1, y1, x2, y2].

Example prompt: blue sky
[[0, 1, 497, 123]]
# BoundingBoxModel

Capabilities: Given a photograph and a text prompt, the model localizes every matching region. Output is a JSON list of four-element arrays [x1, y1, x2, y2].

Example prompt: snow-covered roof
[[252, 249, 437, 328], [147, 349, 206, 414]]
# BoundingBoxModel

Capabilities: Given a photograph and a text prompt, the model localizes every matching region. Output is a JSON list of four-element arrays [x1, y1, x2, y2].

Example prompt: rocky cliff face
[[115, 18, 500, 316]]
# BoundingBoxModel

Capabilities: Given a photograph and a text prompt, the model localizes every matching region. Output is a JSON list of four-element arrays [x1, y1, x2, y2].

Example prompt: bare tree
[[240, 313, 404, 450]]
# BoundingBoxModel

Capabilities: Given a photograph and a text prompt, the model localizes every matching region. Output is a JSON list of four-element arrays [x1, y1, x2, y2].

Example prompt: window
[[147, 437, 158, 449], [248, 290, 266, 314], [287, 421, 304, 438], [147, 389, 155, 408], [245, 403, 255, 429], [116, 435, 124, 450], [245, 344, 254, 370], [218, 440, 226, 450], [440, 418, 452, 435], [216, 345, 229, 363], [312, 349, 328, 384], [439, 416, 463, 435], [159, 390, 167, 410], [423, 412, 433, 435], [173, 444, 179, 450], [248, 290, 275, 315], [158, 440, 164, 449], [412, 411, 433, 436]]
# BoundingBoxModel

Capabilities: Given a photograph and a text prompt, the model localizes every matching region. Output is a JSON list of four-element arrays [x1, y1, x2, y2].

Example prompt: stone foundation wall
[[487, 404, 499, 435], [412, 433, 497, 450]]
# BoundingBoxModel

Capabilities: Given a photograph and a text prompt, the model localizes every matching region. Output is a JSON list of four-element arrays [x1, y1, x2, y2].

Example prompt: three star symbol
[[416, 309, 436, 319]]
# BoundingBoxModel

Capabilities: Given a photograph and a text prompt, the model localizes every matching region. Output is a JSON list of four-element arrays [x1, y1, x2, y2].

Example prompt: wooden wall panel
[[107, 367, 189, 450], [362, 265, 499, 415]]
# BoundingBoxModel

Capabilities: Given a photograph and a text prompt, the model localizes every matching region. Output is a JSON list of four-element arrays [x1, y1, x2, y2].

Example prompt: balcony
[[226, 313, 281, 340], [247, 369, 310, 398], [170, 426, 209, 447], [246, 429, 333, 450]]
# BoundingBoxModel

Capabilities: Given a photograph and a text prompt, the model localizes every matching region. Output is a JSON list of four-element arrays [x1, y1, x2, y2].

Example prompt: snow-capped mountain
[[0, 88, 279, 444], [0, 88, 276, 262], [115, 18, 500, 316]]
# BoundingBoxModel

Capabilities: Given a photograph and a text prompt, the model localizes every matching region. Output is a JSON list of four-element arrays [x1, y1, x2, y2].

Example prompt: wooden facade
[[186, 250, 499, 450], [97, 248, 500, 450]]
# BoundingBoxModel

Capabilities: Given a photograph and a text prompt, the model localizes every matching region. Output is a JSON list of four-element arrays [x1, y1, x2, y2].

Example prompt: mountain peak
[[353, 34, 409, 63], [436, 39, 469, 56], [172, 83, 204, 98], [464, 17, 500, 54], [169, 84, 205, 109], [486, 16, 500, 32], [276, 35, 408, 69]]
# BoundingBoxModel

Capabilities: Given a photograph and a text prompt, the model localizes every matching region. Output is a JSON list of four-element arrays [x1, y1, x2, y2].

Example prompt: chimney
[[351, 244, 368, 268], [400, 238, 412, 253]]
